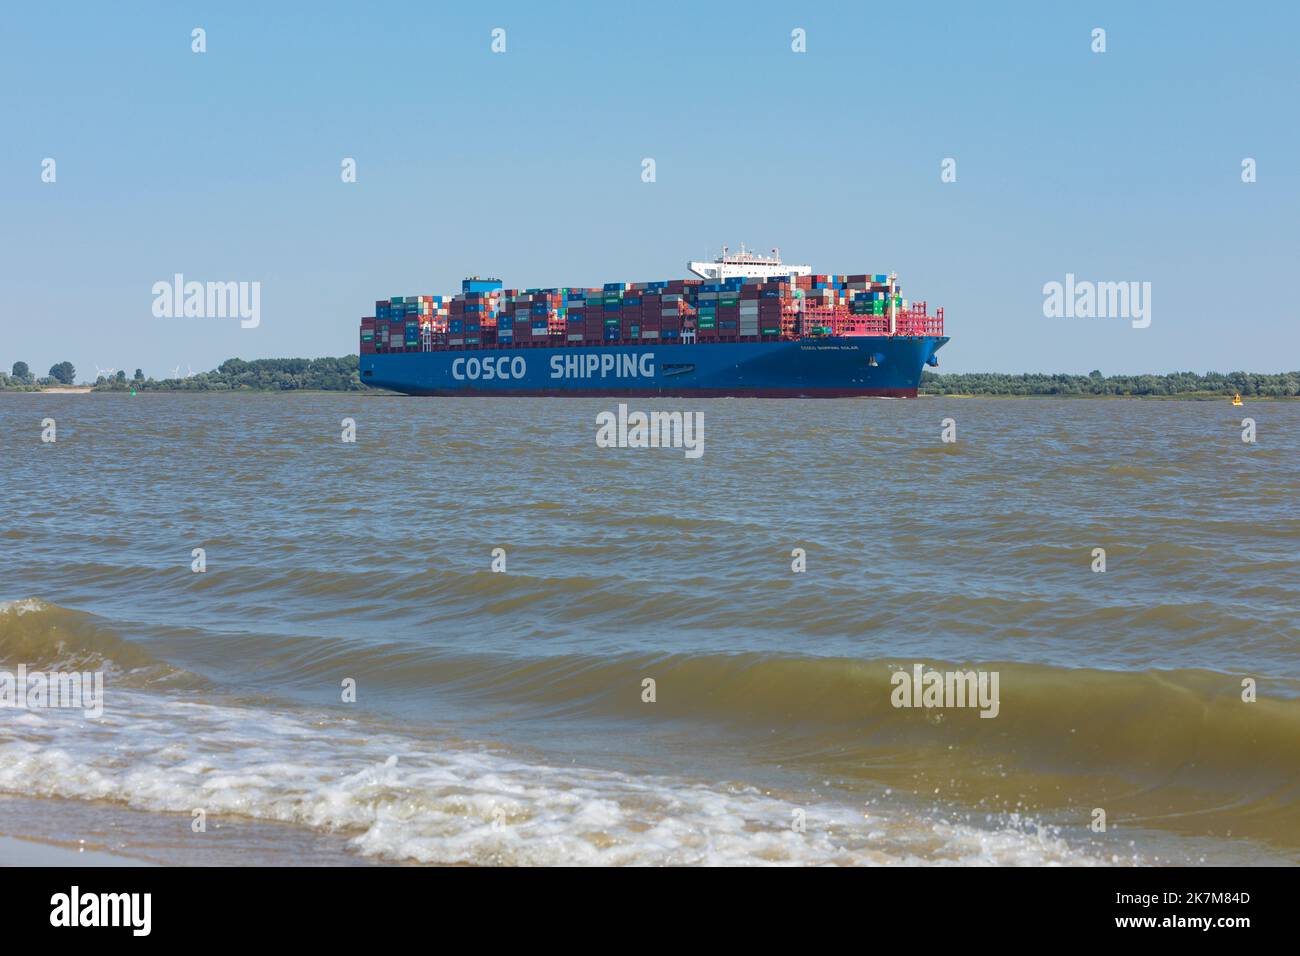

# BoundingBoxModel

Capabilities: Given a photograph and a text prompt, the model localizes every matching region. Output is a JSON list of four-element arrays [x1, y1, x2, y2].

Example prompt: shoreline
[[1, 389, 1290, 401], [0, 835, 155, 867], [917, 392, 1288, 401], [0, 794, 379, 867]]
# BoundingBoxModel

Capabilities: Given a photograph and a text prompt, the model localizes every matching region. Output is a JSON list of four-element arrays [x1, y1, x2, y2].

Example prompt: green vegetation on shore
[[4, 358, 1298, 397], [920, 370, 1300, 398], [91, 357, 364, 392], [1, 360, 66, 391], [1, 357, 362, 391]]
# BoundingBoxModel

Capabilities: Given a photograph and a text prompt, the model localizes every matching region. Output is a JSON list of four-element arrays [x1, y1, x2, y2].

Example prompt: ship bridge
[[688, 245, 813, 281]]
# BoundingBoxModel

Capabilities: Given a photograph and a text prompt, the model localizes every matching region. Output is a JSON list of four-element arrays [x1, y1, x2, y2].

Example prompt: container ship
[[358, 247, 947, 397]]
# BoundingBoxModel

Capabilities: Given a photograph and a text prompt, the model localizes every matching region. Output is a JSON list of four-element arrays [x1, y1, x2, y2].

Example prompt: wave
[[5, 598, 1299, 854], [9, 599, 1298, 783], [0, 680, 1113, 866], [0, 599, 203, 689]]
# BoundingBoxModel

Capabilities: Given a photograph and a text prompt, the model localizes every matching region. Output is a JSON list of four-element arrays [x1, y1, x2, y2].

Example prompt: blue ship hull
[[360, 335, 948, 398]]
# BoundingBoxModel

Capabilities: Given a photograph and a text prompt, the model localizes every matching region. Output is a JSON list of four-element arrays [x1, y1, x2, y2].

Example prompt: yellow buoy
[[1232, 393, 1243, 406]]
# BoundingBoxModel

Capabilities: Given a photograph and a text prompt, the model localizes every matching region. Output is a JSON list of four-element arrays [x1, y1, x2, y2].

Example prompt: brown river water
[[1, 393, 1297, 865]]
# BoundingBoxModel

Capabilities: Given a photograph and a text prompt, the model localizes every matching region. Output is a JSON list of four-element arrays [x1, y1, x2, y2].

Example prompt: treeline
[[1, 360, 74, 390], [919, 370, 1300, 398], [8, 358, 1298, 397], [94, 357, 364, 392]]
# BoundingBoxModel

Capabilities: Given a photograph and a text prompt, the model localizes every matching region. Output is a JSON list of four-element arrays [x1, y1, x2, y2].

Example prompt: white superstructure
[[687, 244, 813, 281]]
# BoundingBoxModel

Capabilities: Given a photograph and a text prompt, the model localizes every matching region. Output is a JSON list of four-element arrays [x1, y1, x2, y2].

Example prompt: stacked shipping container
[[359, 272, 941, 354]]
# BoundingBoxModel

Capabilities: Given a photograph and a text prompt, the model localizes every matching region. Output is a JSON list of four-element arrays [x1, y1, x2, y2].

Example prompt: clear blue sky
[[3, 1, 1296, 379]]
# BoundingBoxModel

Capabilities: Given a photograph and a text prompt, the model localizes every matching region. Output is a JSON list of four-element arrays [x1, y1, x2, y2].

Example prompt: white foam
[[0, 598, 47, 617], [0, 689, 1118, 866]]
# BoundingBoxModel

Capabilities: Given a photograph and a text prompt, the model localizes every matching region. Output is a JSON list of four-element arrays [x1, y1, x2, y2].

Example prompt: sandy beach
[[0, 794, 375, 867]]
